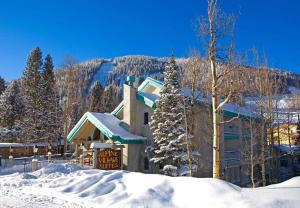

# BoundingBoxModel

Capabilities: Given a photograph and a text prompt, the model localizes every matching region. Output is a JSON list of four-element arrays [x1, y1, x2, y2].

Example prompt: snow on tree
[[40, 54, 63, 142], [108, 56, 167, 86], [21, 47, 45, 142], [149, 55, 198, 176], [0, 81, 24, 143], [88, 81, 104, 112], [0, 80, 24, 129], [0, 75, 5, 96], [101, 85, 121, 113]]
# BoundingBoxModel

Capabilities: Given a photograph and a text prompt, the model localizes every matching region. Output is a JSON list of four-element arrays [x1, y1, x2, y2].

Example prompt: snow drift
[[0, 163, 300, 208]]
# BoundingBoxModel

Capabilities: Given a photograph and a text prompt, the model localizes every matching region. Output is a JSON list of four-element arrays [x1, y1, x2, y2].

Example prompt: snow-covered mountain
[[55, 55, 169, 90], [55, 55, 300, 92], [54, 55, 300, 118], [54, 56, 169, 111]]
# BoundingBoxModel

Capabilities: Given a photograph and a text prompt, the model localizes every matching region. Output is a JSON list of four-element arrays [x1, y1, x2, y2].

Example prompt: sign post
[[97, 148, 122, 170], [90, 142, 124, 170], [92, 149, 97, 168]]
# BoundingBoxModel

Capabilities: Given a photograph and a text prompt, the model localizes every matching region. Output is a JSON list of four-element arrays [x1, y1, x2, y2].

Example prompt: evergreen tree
[[88, 81, 104, 112], [102, 85, 114, 113], [41, 54, 63, 142], [42, 54, 55, 97], [0, 76, 5, 95], [0, 80, 24, 128], [149, 56, 198, 176], [21, 47, 44, 142]]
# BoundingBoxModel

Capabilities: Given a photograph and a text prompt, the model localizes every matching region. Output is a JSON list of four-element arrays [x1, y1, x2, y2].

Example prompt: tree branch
[[216, 80, 233, 111], [220, 113, 239, 124]]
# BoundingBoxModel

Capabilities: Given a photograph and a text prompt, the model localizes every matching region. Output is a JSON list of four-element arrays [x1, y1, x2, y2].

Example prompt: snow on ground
[[0, 163, 300, 208]]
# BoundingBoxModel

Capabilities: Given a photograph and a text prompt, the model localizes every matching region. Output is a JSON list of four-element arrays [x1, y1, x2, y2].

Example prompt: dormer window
[[144, 112, 149, 125]]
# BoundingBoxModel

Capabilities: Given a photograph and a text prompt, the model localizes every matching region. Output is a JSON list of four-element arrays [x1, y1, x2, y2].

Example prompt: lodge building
[[68, 76, 262, 186]]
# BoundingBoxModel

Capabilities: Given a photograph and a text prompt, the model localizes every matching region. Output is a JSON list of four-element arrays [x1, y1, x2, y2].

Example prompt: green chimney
[[127, 75, 135, 86]]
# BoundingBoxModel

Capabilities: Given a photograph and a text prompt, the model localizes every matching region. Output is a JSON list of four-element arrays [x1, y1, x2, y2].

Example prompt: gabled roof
[[111, 101, 124, 116], [136, 92, 159, 109], [67, 112, 146, 144], [112, 77, 163, 116], [111, 77, 259, 120], [137, 77, 163, 91]]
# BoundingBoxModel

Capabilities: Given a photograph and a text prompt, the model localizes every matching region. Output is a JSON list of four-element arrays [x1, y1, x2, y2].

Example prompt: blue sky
[[0, 0, 299, 81]]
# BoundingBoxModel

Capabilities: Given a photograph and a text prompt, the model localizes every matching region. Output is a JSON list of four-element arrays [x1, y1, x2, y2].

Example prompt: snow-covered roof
[[111, 77, 259, 119], [0, 141, 64, 148], [0, 143, 25, 148], [90, 112, 146, 142], [67, 112, 146, 144], [137, 91, 159, 102], [274, 144, 300, 155], [245, 95, 300, 124], [136, 91, 159, 108], [90, 143, 113, 149], [90, 142, 125, 149], [181, 86, 258, 119]]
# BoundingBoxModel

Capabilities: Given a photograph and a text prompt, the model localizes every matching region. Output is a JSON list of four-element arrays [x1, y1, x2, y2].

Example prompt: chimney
[[123, 76, 137, 133]]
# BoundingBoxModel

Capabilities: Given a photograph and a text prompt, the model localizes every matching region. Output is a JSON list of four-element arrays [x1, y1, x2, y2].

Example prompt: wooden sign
[[97, 148, 121, 170]]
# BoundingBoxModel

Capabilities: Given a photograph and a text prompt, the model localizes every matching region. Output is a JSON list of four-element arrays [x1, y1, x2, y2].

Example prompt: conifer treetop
[[162, 55, 181, 94]]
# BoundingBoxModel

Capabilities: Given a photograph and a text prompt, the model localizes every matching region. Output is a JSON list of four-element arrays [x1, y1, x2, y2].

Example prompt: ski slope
[[87, 61, 115, 90]]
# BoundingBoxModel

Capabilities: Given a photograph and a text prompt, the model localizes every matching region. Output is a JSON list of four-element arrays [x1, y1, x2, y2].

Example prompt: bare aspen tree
[[62, 55, 77, 158], [182, 51, 209, 176], [255, 63, 281, 184], [255, 67, 268, 186], [200, 0, 237, 178], [287, 106, 292, 149], [249, 117, 256, 187], [238, 56, 266, 187], [248, 49, 274, 186], [238, 67, 259, 187], [183, 52, 207, 134], [295, 83, 300, 145], [273, 76, 283, 183], [260, 69, 275, 186], [243, 113, 260, 188], [183, 52, 203, 133], [297, 85, 300, 129], [183, 99, 193, 176]]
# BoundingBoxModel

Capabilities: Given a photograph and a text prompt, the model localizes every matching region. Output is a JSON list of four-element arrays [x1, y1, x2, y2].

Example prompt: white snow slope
[[0, 163, 300, 208], [88, 61, 115, 90]]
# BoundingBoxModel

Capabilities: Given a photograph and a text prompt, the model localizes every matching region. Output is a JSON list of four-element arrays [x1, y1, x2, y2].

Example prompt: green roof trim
[[67, 115, 89, 143], [111, 101, 124, 116], [137, 77, 163, 92], [224, 135, 240, 140], [111, 76, 260, 120], [67, 112, 144, 144], [111, 77, 162, 114], [223, 110, 261, 122], [224, 131, 240, 140], [136, 93, 156, 109]]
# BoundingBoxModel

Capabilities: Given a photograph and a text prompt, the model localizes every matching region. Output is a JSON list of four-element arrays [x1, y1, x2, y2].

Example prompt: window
[[144, 157, 149, 170], [280, 158, 288, 167], [234, 167, 240, 182], [144, 112, 149, 125]]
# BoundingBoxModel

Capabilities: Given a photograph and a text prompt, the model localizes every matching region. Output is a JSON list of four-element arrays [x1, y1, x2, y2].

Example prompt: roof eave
[[67, 112, 145, 144]]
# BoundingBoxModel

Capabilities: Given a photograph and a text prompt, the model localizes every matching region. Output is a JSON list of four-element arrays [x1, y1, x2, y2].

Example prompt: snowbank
[[0, 163, 300, 208]]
